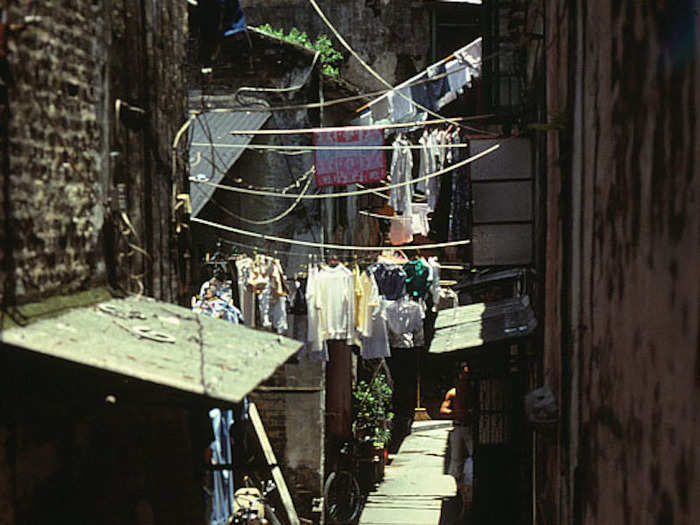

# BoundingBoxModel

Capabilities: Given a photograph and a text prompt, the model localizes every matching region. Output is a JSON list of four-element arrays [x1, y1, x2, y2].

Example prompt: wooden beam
[[248, 402, 300, 525]]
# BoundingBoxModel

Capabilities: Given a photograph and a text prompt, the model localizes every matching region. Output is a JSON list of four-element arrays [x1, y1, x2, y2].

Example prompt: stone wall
[[543, 1, 699, 524]]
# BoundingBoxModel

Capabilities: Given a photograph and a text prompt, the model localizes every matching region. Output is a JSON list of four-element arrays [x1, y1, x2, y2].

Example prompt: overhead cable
[[211, 175, 313, 225], [189, 142, 472, 151], [192, 217, 471, 252], [189, 143, 499, 199], [306, 0, 486, 134], [227, 115, 495, 135]]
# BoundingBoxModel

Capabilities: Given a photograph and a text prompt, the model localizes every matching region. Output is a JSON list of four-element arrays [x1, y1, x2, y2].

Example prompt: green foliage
[[256, 24, 343, 77], [353, 373, 393, 446]]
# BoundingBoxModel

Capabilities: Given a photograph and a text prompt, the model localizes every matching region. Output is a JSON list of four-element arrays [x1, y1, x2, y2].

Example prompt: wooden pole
[[248, 403, 300, 525]]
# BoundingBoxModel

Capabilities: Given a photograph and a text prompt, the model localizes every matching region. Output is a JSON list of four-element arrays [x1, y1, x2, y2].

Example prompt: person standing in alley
[[441, 362, 475, 519]]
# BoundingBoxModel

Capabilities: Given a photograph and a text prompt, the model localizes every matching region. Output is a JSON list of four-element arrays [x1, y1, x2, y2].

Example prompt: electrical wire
[[210, 174, 313, 225], [192, 216, 471, 252], [306, 0, 489, 134], [189, 142, 472, 152], [190, 143, 499, 199], [226, 115, 495, 135]]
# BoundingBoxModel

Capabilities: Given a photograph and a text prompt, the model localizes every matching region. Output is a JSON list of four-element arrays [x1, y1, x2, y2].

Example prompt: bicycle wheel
[[324, 470, 362, 524]]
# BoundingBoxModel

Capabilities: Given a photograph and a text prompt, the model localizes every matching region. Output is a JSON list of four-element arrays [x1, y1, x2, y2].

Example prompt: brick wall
[[0, 0, 188, 306], [2, 1, 108, 303], [250, 360, 325, 520]]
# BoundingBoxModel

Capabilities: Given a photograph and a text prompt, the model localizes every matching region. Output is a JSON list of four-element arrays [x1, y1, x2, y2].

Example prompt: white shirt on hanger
[[308, 263, 356, 344], [385, 296, 425, 348]]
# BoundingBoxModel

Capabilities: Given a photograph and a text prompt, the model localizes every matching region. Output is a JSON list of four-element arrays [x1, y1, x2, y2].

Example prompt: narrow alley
[[0, 1, 696, 525], [359, 422, 457, 525]]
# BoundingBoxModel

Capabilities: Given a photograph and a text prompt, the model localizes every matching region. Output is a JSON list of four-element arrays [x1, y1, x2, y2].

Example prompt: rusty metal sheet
[[0, 295, 302, 404]]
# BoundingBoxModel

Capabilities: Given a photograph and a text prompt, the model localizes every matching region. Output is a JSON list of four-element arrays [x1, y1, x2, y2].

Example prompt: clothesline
[[306, 0, 471, 131], [191, 58, 483, 115], [227, 115, 495, 135], [189, 143, 499, 199], [192, 217, 471, 251], [212, 238, 473, 267], [189, 142, 472, 151]]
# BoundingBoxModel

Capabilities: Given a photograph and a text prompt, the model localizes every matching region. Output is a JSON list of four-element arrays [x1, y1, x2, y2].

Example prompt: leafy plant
[[256, 24, 343, 77], [353, 373, 393, 446]]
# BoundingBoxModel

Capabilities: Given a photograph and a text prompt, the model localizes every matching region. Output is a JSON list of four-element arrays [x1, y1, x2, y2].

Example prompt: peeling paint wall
[[543, 1, 699, 524]]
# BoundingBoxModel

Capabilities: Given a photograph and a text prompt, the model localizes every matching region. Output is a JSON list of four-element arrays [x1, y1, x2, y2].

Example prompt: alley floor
[[359, 421, 460, 525]]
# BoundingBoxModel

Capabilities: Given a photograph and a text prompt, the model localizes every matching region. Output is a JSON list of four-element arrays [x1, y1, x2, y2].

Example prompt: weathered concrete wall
[[240, 0, 432, 90], [543, 1, 699, 524]]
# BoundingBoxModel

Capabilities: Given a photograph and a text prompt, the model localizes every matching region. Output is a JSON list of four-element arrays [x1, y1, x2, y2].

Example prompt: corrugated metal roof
[[1, 295, 301, 403], [429, 295, 537, 354], [189, 111, 270, 217]]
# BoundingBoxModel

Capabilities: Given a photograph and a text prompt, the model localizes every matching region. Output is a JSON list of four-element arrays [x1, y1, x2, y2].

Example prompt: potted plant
[[353, 373, 393, 488]]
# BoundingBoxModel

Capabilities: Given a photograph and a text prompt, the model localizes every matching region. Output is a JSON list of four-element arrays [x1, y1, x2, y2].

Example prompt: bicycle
[[231, 476, 283, 525], [324, 440, 362, 524]]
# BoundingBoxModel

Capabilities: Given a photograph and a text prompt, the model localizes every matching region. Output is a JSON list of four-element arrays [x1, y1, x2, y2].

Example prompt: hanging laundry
[[389, 215, 413, 246], [355, 267, 380, 338], [388, 86, 416, 123], [445, 58, 470, 95], [370, 95, 391, 122], [426, 63, 450, 107], [388, 135, 413, 215], [426, 257, 442, 309], [193, 279, 244, 324], [361, 297, 391, 360], [404, 259, 433, 300], [385, 295, 425, 348], [314, 128, 386, 187], [447, 132, 470, 242], [257, 257, 289, 334], [409, 81, 434, 113], [220, 0, 247, 37], [410, 203, 431, 237], [368, 262, 407, 300], [234, 257, 256, 326], [208, 408, 236, 525], [306, 262, 356, 348], [198, 0, 247, 66]]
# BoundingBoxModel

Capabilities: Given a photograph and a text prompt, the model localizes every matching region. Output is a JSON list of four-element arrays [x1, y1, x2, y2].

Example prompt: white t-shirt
[[307, 263, 356, 343]]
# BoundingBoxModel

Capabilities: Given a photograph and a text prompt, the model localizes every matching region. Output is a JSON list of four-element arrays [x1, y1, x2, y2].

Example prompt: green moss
[[256, 24, 343, 77], [0, 286, 120, 330]]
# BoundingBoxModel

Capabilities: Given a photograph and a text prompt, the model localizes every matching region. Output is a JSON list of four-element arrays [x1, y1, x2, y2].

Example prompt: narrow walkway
[[359, 421, 458, 525]]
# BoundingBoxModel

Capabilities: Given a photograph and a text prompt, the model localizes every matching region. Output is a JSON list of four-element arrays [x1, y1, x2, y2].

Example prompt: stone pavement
[[359, 421, 460, 525]]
